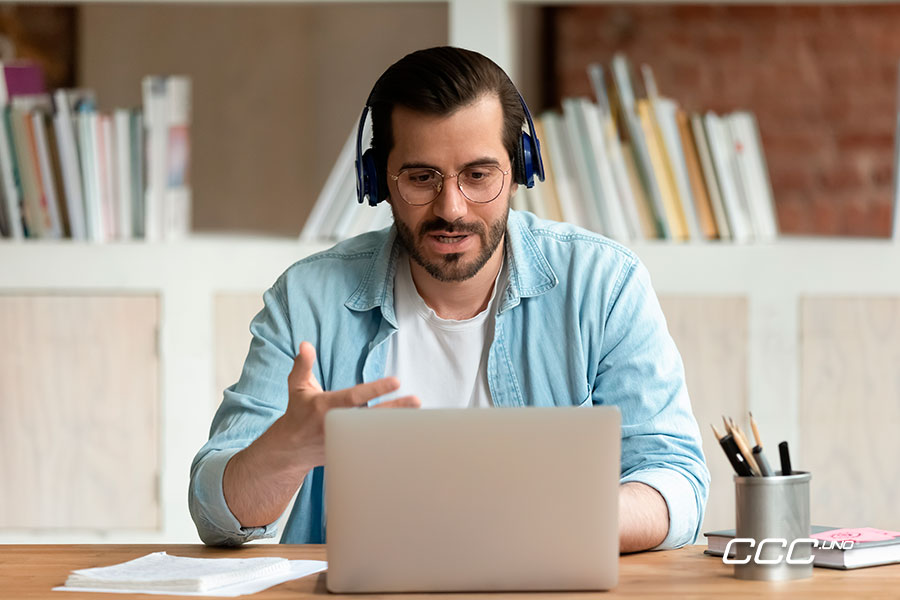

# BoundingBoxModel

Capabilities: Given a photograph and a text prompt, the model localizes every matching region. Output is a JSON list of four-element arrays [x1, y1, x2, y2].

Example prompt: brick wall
[[549, 5, 900, 237]]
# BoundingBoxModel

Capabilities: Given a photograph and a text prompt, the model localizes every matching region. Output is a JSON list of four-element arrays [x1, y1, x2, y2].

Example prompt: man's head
[[367, 47, 525, 282]]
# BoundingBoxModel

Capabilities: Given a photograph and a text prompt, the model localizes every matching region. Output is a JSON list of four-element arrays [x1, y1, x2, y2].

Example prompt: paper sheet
[[54, 560, 327, 597]]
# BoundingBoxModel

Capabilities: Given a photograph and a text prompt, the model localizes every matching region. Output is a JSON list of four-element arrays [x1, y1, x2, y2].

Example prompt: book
[[539, 111, 588, 228], [705, 526, 900, 570], [704, 112, 753, 242], [610, 54, 668, 239], [563, 97, 630, 239], [587, 63, 643, 240], [677, 109, 718, 239], [642, 65, 698, 241], [130, 110, 145, 238], [114, 109, 133, 239], [31, 109, 65, 238], [691, 113, 731, 240], [9, 100, 51, 237], [98, 113, 118, 240], [0, 105, 24, 238], [561, 98, 605, 233], [77, 104, 103, 241], [583, 99, 632, 240], [621, 141, 658, 238], [300, 123, 357, 242], [531, 118, 563, 222], [730, 111, 778, 241], [0, 61, 46, 104], [143, 75, 192, 241], [637, 98, 687, 240], [52, 89, 94, 241], [42, 109, 71, 237]]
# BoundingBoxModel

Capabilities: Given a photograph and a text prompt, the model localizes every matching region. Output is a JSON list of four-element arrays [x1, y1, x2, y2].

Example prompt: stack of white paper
[[63, 552, 290, 593]]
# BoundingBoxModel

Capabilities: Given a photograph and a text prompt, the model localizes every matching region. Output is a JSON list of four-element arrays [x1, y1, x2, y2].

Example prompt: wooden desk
[[3, 544, 898, 599]]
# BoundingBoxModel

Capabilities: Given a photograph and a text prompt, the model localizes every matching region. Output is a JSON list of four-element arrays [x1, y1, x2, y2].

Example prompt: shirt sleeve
[[593, 256, 711, 550], [188, 279, 296, 546]]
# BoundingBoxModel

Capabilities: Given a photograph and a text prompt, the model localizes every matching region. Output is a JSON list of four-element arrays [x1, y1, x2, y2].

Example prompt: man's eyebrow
[[397, 157, 502, 172]]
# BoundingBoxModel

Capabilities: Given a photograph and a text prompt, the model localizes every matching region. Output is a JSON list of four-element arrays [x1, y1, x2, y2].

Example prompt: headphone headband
[[356, 90, 544, 207]]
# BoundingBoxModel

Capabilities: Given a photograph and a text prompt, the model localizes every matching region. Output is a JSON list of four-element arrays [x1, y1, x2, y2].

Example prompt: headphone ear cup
[[518, 131, 535, 188], [361, 148, 381, 206], [514, 132, 528, 186]]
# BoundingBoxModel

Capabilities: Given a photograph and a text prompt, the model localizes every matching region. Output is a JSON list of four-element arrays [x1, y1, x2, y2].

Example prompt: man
[[189, 47, 709, 553]]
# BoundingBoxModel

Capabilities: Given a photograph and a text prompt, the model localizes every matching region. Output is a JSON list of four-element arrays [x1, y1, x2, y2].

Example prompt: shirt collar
[[344, 210, 558, 322]]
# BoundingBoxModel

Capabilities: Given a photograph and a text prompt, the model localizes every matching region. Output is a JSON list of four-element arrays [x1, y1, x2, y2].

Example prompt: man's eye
[[462, 168, 494, 185], [406, 171, 437, 185]]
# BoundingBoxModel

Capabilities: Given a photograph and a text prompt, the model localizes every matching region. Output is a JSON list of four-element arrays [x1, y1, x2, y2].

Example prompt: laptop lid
[[325, 406, 620, 592]]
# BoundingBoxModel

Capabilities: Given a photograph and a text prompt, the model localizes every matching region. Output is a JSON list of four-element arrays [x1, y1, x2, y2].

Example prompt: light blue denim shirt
[[189, 210, 709, 549]]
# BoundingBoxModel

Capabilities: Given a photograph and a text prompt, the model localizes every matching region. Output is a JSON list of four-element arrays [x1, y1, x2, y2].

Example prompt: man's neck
[[408, 240, 505, 321]]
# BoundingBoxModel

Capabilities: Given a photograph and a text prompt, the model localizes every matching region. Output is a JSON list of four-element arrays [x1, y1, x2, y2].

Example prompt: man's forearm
[[618, 482, 669, 553], [222, 418, 312, 528]]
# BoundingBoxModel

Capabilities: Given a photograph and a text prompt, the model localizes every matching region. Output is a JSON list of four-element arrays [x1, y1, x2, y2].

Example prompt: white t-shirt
[[383, 253, 506, 409]]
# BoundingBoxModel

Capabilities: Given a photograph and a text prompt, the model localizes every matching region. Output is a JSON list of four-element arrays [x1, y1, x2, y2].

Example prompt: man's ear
[[509, 182, 518, 197]]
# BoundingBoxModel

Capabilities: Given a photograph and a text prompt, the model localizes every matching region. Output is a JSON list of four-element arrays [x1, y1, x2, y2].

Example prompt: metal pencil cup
[[733, 471, 812, 581]]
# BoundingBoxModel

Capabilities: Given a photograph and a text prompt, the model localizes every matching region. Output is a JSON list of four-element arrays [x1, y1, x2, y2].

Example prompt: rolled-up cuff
[[620, 467, 700, 550], [189, 448, 278, 546]]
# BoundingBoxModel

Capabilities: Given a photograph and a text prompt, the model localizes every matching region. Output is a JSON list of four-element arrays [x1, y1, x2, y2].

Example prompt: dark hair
[[367, 46, 525, 200]]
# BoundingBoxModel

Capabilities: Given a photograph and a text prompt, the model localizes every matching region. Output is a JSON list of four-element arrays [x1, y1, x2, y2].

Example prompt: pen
[[778, 441, 793, 476], [721, 434, 754, 477], [725, 417, 761, 476], [712, 424, 753, 477], [752, 445, 773, 476]]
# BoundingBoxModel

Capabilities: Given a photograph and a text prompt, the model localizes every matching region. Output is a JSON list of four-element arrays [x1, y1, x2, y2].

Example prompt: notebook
[[62, 552, 290, 593], [704, 526, 900, 569]]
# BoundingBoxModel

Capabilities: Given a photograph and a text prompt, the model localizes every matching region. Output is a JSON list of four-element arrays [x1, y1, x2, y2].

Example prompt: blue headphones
[[355, 92, 545, 207]]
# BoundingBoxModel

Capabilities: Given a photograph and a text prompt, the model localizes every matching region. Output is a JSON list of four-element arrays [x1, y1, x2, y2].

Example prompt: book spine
[[0, 104, 24, 238], [31, 111, 63, 238], [114, 109, 133, 240]]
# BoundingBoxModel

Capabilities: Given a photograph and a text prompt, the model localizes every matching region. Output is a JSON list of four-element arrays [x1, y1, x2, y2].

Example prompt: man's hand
[[223, 341, 420, 528], [279, 341, 421, 470]]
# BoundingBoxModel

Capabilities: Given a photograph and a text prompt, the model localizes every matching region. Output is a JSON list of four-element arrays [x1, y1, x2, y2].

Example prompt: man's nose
[[431, 178, 468, 223]]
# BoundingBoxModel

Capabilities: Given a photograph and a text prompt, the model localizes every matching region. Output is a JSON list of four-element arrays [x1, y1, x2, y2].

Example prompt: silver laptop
[[324, 406, 620, 593]]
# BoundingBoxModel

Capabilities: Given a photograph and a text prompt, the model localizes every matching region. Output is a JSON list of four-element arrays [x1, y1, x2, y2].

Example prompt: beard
[[391, 203, 509, 283]]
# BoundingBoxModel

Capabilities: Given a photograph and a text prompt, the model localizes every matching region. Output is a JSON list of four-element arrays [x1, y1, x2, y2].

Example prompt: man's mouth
[[433, 234, 469, 244]]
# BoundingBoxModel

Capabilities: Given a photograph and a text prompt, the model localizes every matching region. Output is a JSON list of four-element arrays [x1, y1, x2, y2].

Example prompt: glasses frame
[[388, 164, 511, 206]]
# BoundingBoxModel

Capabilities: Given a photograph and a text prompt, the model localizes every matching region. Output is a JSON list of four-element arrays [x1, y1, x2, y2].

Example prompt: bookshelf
[[2, 0, 900, 543]]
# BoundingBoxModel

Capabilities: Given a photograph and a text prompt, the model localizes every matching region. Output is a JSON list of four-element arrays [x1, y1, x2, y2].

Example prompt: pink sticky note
[[861, 527, 900, 538], [811, 528, 898, 543]]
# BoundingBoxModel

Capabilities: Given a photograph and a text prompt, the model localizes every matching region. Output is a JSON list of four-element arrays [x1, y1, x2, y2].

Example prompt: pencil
[[711, 423, 724, 442], [749, 411, 764, 448]]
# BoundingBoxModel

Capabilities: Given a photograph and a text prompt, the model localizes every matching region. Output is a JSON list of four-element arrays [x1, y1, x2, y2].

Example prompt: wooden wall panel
[[214, 294, 264, 412], [659, 296, 748, 535], [800, 298, 900, 530], [0, 295, 159, 529]]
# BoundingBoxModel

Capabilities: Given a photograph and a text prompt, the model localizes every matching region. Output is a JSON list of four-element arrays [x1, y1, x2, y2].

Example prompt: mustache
[[418, 218, 485, 236]]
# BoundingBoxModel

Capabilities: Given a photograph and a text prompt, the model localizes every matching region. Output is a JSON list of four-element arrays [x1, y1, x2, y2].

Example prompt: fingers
[[371, 395, 421, 409], [329, 377, 403, 408], [288, 341, 320, 392]]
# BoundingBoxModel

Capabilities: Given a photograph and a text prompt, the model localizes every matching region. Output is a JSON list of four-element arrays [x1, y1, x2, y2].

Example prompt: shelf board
[[2, 235, 899, 294]]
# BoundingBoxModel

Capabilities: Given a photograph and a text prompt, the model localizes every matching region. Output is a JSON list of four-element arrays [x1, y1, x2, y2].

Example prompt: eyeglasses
[[388, 164, 510, 206]]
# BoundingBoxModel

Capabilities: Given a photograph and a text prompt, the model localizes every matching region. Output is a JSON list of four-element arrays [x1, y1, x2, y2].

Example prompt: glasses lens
[[458, 165, 505, 203], [397, 168, 441, 205]]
